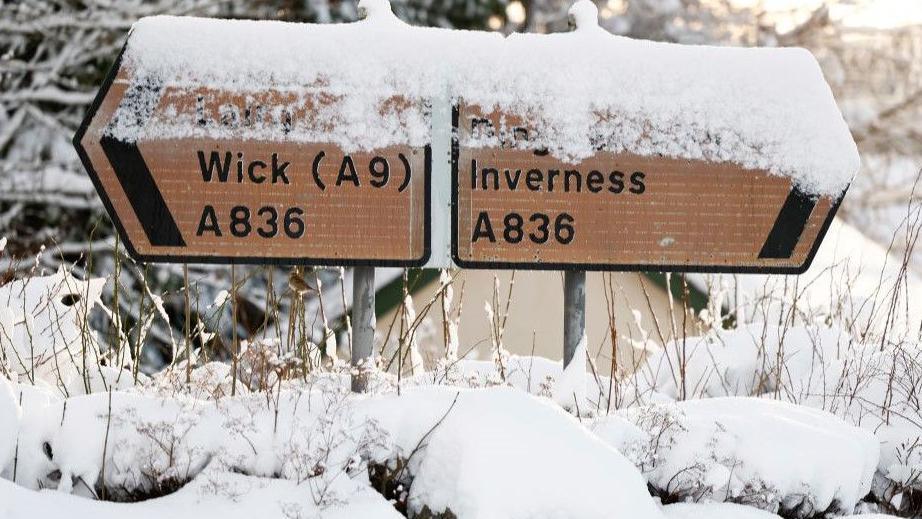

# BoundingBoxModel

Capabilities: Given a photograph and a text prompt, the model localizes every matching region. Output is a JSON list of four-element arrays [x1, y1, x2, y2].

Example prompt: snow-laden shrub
[[633, 319, 922, 515], [594, 397, 879, 518], [13, 381, 665, 519], [362, 386, 665, 519], [147, 361, 246, 400], [783, 340, 922, 516], [0, 269, 110, 394], [41, 385, 385, 503], [637, 322, 849, 400]]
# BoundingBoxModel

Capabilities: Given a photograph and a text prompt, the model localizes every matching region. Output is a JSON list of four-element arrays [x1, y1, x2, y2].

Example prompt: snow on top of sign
[[116, 0, 858, 196]]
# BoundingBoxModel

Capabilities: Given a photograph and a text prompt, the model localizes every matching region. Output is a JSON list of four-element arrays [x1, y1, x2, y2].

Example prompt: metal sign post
[[563, 270, 585, 368], [351, 266, 375, 392]]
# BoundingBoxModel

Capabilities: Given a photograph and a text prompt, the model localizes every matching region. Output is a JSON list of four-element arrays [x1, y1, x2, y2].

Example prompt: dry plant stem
[[231, 264, 238, 396], [397, 270, 407, 388], [339, 267, 351, 352], [639, 273, 677, 390], [261, 267, 272, 340], [385, 271, 456, 374], [183, 264, 191, 384], [397, 269, 443, 377], [132, 265, 148, 384], [500, 270, 516, 342], [680, 274, 689, 401], [63, 247, 94, 394], [440, 269, 451, 355], [528, 330, 536, 392], [12, 391, 22, 483], [314, 269, 333, 364], [664, 273, 686, 399], [602, 272, 618, 412], [396, 392, 461, 485], [194, 284, 207, 364], [488, 272, 515, 380], [266, 268, 284, 351], [379, 297, 401, 361], [100, 388, 112, 500], [112, 233, 122, 368]]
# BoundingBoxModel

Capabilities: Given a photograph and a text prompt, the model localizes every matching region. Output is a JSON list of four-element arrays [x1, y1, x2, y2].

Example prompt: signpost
[[76, 3, 854, 387]]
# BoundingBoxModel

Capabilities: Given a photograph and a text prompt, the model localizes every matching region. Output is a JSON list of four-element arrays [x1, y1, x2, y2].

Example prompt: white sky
[[834, 0, 922, 29], [732, 0, 922, 31]]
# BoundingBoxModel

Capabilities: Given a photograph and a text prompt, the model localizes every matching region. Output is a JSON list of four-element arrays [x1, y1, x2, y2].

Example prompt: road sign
[[74, 49, 430, 266], [451, 103, 844, 274]]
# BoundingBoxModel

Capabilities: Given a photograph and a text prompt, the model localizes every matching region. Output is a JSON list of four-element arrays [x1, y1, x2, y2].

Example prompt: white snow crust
[[113, 5, 859, 196]]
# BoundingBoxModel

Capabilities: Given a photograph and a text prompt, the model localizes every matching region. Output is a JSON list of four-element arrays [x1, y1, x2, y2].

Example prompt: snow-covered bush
[[787, 340, 922, 516], [0, 269, 114, 394], [363, 386, 664, 519], [637, 323, 851, 400], [630, 309, 922, 515], [37, 386, 385, 503], [594, 397, 879, 517], [6, 375, 670, 519]]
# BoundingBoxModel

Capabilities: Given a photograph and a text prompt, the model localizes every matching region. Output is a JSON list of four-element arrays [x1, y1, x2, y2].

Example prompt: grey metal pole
[[563, 270, 586, 368], [351, 266, 375, 392]]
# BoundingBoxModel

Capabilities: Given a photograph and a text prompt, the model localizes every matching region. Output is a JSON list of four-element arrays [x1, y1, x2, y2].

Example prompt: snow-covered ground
[[1, 267, 918, 518]]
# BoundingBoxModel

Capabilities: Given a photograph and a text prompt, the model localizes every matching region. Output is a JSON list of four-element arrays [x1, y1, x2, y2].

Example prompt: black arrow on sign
[[758, 186, 816, 259], [99, 77, 185, 248], [100, 135, 185, 247]]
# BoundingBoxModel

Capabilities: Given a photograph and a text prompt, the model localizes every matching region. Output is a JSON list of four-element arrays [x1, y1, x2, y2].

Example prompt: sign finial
[[358, 0, 400, 23], [568, 0, 601, 32]]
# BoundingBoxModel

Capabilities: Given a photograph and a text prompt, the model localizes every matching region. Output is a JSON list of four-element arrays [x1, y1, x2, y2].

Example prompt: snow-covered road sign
[[74, 49, 430, 266], [451, 103, 844, 274], [74, 10, 857, 273]]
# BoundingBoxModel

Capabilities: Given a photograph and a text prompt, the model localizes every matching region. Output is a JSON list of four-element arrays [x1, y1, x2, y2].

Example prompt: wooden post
[[563, 270, 585, 368], [351, 266, 375, 392]]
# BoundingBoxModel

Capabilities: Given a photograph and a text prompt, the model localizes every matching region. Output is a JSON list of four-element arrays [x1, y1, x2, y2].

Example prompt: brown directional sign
[[452, 103, 844, 274], [75, 50, 430, 266]]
